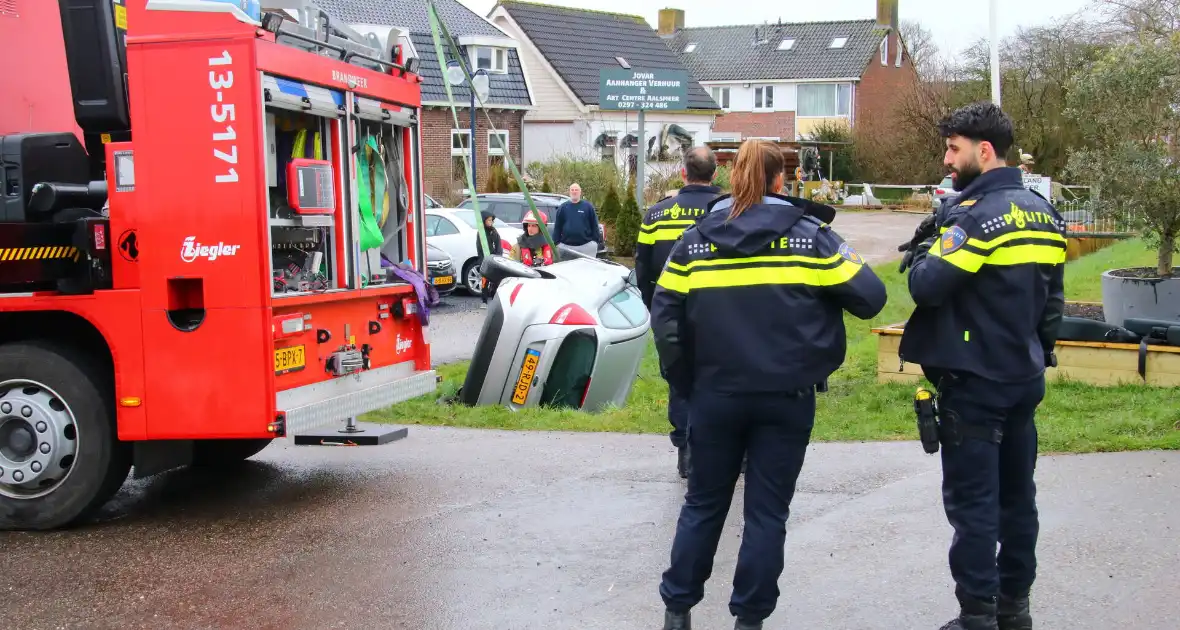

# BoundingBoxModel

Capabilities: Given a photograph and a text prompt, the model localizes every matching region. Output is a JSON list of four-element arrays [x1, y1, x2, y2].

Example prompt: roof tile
[[667, 19, 885, 83], [499, 1, 717, 110], [316, 0, 532, 107]]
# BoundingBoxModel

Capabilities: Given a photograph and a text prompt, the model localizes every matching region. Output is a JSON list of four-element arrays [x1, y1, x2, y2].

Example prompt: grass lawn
[[366, 238, 1179, 454]]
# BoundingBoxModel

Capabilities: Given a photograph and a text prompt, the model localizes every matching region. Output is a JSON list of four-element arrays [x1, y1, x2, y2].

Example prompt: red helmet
[[522, 211, 548, 225]]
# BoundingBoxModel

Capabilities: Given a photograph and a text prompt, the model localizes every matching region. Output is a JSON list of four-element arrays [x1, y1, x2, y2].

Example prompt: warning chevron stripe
[[0, 246, 79, 262]]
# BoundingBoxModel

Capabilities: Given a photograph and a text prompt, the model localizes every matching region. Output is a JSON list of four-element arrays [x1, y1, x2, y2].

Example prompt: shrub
[[526, 156, 622, 208], [713, 165, 731, 191], [484, 162, 509, 193], [613, 182, 642, 257], [599, 183, 622, 225]]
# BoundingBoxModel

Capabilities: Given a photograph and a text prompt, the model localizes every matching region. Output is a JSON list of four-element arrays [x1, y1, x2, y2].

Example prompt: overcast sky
[[457, 0, 1095, 58]]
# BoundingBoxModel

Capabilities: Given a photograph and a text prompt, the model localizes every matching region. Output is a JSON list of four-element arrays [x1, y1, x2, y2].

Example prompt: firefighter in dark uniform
[[898, 102, 1066, 630], [653, 140, 888, 630], [636, 146, 722, 479]]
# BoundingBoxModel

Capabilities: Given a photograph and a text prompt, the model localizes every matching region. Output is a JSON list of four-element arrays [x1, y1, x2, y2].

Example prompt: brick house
[[320, 0, 535, 201], [660, 6, 916, 142]]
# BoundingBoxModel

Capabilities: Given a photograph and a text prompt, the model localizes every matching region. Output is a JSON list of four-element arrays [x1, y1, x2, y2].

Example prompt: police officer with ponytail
[[653, 139, 887, 630]]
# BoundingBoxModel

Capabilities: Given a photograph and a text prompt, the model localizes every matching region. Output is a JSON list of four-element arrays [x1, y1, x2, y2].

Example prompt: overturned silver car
[[457, 249, 649, 411]]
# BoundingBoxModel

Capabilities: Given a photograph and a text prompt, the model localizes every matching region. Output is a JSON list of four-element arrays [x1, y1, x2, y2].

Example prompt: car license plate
[[274, 345, 306, 375], [432, 275, 453, 286], [511, 348, 541, 405]]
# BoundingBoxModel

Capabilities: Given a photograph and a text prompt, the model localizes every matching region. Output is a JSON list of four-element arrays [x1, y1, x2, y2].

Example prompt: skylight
[[684, 42, 698, 53], [829, 37, 848, 48], [777, 38, 795, 50], [616, 56, 631, 69]]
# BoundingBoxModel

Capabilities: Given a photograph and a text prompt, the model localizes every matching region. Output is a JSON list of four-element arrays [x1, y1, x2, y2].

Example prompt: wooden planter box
[[871, 304, 1180, 387]]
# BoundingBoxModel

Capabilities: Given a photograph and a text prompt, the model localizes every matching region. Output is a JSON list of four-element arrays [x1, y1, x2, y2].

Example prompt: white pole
[[989, 0, 1001, 106]]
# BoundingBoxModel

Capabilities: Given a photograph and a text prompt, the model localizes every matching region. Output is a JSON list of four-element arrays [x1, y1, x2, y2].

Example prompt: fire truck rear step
[[277, 363, 435, 445], [293, 418, 408, 446]]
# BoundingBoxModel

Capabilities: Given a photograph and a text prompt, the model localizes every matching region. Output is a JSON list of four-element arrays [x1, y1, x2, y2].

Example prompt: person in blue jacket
[[652, 139, 888, 630], [552, 183, 603, 257], [900, 102, 1066, 630]]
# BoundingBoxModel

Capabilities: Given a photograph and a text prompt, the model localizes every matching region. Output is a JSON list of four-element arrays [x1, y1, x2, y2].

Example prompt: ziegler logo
[[180, 236, 241, 262], [395, 334, 413, 354]]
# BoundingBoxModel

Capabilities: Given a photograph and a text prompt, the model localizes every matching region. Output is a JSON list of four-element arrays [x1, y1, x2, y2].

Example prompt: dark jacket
[[899, 167, 1067, 383], [552, 199, 602, 247], [651, 193, 888, 395], [475, 212, 504, 258], [635, 184, 722, 308], [517, 231, 554, 266]]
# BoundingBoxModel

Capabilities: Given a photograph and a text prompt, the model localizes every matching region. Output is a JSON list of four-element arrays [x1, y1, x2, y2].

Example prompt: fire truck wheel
[[0, 341, 131, 531], [191, 438, 274, 466]]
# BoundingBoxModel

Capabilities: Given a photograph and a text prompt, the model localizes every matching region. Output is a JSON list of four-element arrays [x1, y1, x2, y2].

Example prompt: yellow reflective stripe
[[638, 227, 690, 245], [968, 229, 1065, 250], [928, 243, 985, 272], [657, 259, 860, 294], [641, 219, 697, 232], [985, 244, 1067, 266], [930, 240, 1066, 272], [667, 253, 841, 272]]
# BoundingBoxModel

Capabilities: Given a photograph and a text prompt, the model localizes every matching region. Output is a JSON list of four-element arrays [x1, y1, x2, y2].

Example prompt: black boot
[[735, 618, 763, 630], [938, 590, 998, 630], [677, 445, 692, 479], [662, 609, 691, 630], [997, 593, 1032, 630]]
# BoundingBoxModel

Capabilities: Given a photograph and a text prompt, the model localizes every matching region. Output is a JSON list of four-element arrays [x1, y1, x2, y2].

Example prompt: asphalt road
[[2, 429, 1176, 629]]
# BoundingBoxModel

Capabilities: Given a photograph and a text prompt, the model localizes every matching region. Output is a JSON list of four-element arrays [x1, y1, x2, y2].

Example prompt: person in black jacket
[[635, 146, 722, 479], [653, 139, 887, 630], [475, 211, 504, 308], [901, 103, 1066, 630]]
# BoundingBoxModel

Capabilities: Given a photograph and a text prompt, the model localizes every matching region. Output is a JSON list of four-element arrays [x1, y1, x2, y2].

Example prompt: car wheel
[[463, 260, 482, 295]]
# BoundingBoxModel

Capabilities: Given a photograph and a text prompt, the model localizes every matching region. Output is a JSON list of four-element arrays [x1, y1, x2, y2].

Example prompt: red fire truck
[[0, 0, 437, 530]]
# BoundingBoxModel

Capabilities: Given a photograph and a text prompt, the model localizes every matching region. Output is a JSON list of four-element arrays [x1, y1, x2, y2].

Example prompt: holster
[[936, 406, 1004, 447]]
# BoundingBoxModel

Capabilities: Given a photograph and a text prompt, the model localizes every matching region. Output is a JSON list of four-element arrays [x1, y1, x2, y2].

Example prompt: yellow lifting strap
[[291, 128, 323, 161]]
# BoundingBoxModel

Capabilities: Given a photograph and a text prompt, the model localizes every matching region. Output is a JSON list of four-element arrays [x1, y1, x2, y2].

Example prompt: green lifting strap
[[356, 134, 386, 252]]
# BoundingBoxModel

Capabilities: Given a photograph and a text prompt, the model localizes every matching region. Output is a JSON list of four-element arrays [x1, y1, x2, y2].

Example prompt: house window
[[880, 36, 888, 65], [830, 37, 847, 48], [777, 38, 795, 50], [683, 42, 697, 53], [711, 87, 730, 109], [451, 129, 471, 184], [754, 85, 774, 110], [471, 46, 508, 74], [488, 130, 509, 170], [797, 83, 852, 117]]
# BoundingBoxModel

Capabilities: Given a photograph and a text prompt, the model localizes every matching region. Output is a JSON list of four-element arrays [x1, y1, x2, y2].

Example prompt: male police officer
[[900, 102, 1066, 630], [636, 146, 721, 479]]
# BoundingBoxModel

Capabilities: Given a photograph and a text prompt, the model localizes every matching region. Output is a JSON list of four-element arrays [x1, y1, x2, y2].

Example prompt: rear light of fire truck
[[273, 312, 311, 339]]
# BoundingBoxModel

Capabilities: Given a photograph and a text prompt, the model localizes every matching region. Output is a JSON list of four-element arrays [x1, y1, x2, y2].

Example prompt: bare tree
[[899, 19, 940, 80], [1095, 0, 1180, 41]]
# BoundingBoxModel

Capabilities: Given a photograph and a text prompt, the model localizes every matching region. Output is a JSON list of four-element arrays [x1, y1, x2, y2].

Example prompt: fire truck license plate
[[274, 345, 306, 374], [511, 348, 541, 405]]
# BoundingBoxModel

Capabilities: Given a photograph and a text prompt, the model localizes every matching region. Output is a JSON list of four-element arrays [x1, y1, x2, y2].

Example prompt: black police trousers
[[929, 368, 1044, 601], [661, 367, 690, 448], [659, 387, 815, 623]]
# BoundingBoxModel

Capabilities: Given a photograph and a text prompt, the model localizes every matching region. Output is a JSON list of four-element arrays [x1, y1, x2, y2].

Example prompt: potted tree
[[1065, 33, 1180, 324]]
